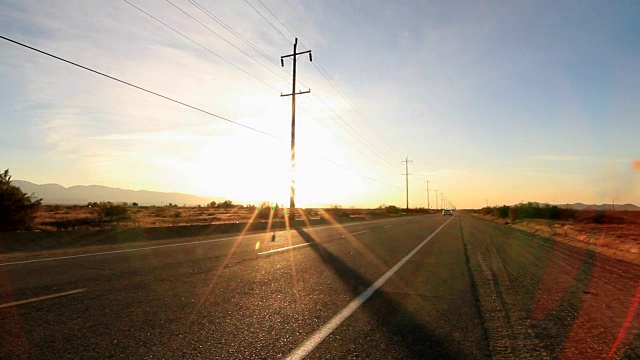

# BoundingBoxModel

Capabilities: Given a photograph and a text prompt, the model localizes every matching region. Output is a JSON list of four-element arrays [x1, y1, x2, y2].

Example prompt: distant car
[[442, 209, 453, 216]]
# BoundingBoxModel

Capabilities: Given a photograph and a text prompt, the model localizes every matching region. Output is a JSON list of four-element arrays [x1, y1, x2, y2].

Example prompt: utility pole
[[434, 190, 438, 211], [401, 157, 413, 210], [281, 38, 312, 221], [425, 180, 430, 210]]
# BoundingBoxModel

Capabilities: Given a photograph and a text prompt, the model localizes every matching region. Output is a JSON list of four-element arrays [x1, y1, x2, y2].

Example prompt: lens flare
[[634, 159, 640, 171]]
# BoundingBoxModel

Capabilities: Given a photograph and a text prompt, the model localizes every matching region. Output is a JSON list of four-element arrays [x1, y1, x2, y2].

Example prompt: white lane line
[[0, 288, 87, 309], [258, 243, 312, 255], [284, 217, 455, 360], [0, 216, 422, 266], [258, 230, 370, 255], [383, 225, 394, 228], [0, 232, 266, 266]]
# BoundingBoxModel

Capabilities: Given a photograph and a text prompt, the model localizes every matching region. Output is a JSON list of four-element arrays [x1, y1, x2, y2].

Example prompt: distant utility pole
[[434, 190, 438, 211], [281, 38, 312, 221], [401, 157, 413, 210], [425, 180, 431, 209]]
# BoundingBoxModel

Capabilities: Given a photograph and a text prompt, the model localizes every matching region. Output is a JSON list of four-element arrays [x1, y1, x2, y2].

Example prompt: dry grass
[[35, 205, 258, 231], [32, 205, 398, 231], [476, 210, 640, 264]]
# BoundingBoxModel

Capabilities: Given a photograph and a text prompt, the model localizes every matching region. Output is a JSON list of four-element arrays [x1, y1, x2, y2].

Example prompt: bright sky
[[1, 0, 639, 209]]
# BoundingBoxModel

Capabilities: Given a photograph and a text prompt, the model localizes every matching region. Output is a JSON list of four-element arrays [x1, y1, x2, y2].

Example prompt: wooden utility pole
[[425, 180, 430, 209], [434, 190, 438, 211], [281, 38, 311, 221], [401, 157, 412, 210]]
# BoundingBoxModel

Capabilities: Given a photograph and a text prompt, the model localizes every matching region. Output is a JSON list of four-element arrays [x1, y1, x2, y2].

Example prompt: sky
[[0, 0, 639, 209]]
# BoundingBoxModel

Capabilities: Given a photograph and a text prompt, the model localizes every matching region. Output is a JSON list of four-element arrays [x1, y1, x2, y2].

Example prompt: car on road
[[442, 209, 453, 216]]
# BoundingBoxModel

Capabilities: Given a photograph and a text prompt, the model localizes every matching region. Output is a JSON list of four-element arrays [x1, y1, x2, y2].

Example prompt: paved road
[[1, 213, 639, 359]]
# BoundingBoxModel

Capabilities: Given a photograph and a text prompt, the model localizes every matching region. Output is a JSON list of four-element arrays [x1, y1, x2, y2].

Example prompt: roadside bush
[[0, 169, 42, 231], [494, 205, 510, 219], [256, 202, 283, 220], [508, 202, 577, 221], [325, 207, 351, 219], [385, 205, 400, 214], [593, 211, 606, 224], [101, 204, 128, 219]]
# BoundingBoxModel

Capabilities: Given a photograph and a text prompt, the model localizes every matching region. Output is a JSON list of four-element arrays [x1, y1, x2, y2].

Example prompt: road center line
[[0, 288, 87, 309], [284, 217, 455, 360], [259, 230, 370, 255], [257, 242, 312, 255]]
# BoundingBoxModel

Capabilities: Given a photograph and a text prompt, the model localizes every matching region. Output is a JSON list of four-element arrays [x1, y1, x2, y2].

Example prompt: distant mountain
[[559, 203, 640, 211], [13, 180, 225, 206]]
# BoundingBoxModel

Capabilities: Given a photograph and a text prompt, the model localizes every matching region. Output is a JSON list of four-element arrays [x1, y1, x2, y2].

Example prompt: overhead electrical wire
[[170, 0, 394, 169], [0, 34, 400, 190], [122, 0, 280, 92], [241, 0, 398, 167], [255, 0, 298, 40], [161, 0, 290, 84], [247, 0, 405, 160], [242, 0, 290, 43], [186, 0, 282, 69]]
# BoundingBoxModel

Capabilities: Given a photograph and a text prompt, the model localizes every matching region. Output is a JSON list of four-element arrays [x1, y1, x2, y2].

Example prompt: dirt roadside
[[472, 213, 640, 265]]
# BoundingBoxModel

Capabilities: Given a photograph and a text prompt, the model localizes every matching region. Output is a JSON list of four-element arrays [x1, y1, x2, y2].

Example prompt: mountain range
[[559, 202, 640, 211], [14, 180, 224, 206]]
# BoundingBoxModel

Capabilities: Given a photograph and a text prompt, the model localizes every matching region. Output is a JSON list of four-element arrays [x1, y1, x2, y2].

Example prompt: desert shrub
[[385, 205, 400, 214], [0, 169, 42, 231], [508, 206, 520, 221], [256, 202, 283, 220], [41, 217, 108, 230], [593, 211, 606, 224], [171, 211, 181, 218], [154, 207, 171, 217], [494, 205, 510, 218], [102, 204, 128, 219], [325, 207, 350, 219]]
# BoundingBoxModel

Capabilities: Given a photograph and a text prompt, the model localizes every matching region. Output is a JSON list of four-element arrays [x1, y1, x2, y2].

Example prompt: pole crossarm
[[281, 90, 310, 97]]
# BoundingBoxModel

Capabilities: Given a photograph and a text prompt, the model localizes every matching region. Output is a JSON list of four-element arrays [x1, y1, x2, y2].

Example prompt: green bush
[[102, 204, 128, 219], [0, 169, 42, 231], [494, 205, 510, 218]]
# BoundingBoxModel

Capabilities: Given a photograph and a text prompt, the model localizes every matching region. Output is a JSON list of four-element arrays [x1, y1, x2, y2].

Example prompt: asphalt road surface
[[2, 213, 640, 359]]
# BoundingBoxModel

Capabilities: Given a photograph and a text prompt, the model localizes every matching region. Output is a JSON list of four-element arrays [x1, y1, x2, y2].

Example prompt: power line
[[308, 94, 398, 169], [243, 0, 290, 42], [0, 34, 400, 191], [161, 0, 290, 84], [240, 0, 400, 168], [255, 0, 298, 39], [122, 0, 280, 91], [246, 0, 404, 160], [186, 0, 281, 68], [311, 61, 403, 159], [0, 34, 278, 138], [303, 149, 403, 190]]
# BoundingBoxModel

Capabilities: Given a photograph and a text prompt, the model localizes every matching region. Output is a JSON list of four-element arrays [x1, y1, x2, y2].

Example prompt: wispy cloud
[[531, 155, 587, 162], [531, 155, 632, 163]]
